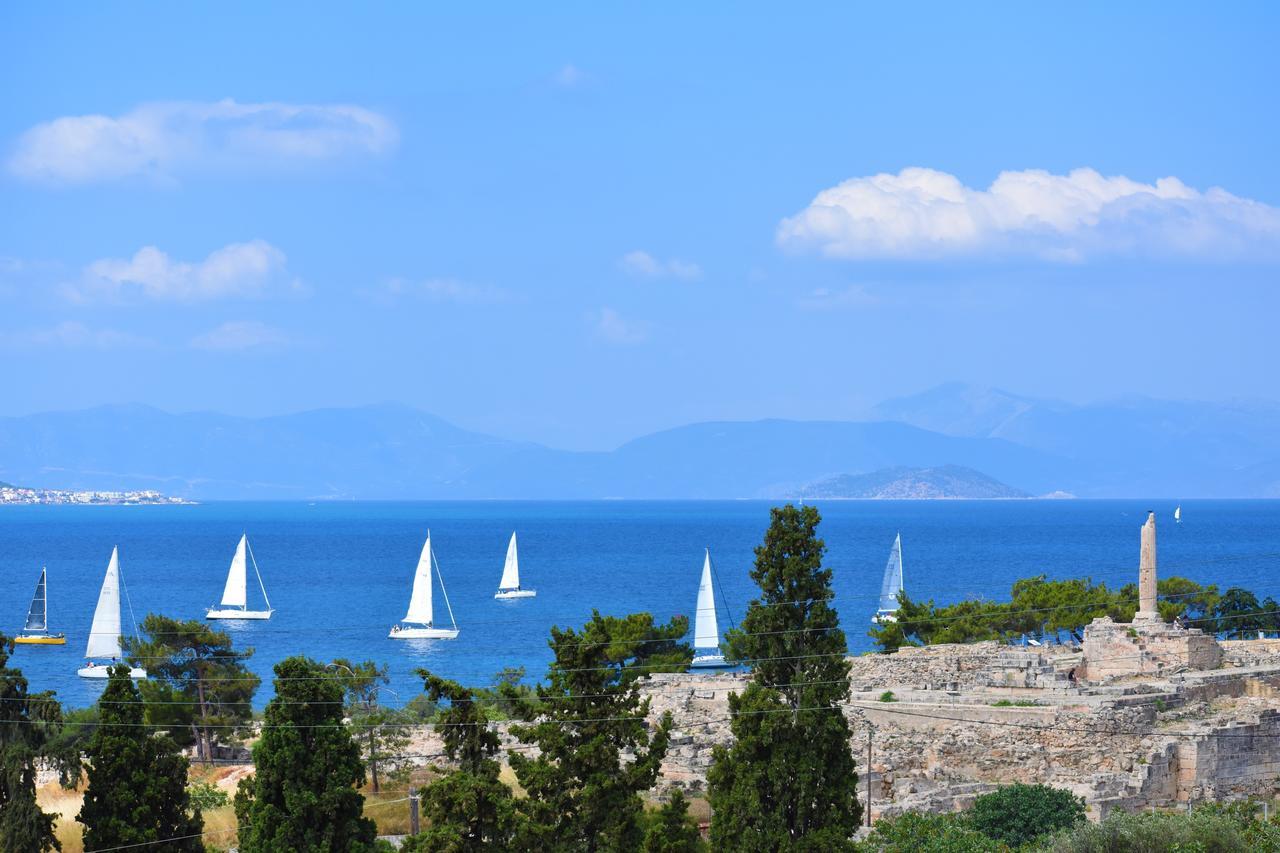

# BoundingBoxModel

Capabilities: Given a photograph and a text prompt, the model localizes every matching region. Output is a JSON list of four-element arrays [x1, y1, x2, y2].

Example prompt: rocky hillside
[[790, 464, 1029, 499]]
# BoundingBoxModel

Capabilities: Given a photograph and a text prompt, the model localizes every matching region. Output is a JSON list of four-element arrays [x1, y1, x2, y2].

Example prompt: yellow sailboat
[[14, 567, 66, 645]]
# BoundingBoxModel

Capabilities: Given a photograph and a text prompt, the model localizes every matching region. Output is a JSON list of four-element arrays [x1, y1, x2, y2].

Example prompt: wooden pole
[[409, 786, 420, 835]]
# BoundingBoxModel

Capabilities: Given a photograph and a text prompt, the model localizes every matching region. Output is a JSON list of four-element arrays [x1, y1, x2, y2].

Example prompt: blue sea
[[2, 500, 1278, 710]]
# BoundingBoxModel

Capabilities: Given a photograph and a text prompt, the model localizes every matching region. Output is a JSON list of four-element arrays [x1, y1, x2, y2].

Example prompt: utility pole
[[866, 727, 873, 828], [409, 787, 420, 835]]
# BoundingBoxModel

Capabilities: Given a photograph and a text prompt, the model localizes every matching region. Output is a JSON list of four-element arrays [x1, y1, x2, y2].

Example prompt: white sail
[[695, 549, 720, 649], [25, 569, 48, 632], [499, 533, 520, 590], [877, 534, 904, 616], [220, 535, 248, 608], [403, 534, 435, 624], [1174, 506, 1182, 522], [85, 548, 124, 659]]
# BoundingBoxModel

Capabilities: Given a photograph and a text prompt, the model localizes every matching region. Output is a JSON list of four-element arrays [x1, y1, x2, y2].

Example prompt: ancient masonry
[[638, 510, 1280, 820]]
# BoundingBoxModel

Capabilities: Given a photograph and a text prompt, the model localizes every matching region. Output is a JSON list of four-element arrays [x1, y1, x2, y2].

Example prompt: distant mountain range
[[791, 465, 1029, 500], [0, 385, 1277, 499]]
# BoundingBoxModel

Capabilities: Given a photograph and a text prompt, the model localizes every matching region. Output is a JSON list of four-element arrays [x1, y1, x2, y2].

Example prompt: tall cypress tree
[[708, 504, 861, 850], [507, 611, 691, 852], [0, 633, 75, 853], [401, 672, 517, 852], [78, 664, 203, 851], [234, 656, 378, 852]]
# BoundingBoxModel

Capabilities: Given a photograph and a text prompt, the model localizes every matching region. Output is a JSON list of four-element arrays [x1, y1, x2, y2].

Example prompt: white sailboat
[[14, 568, 66, 645], [691, 549, 734, 669], [389, 532, 459, 639], [206, 534, 274, 620], [495, 532, 535, 599], [873, 533, 904, 625], [1174, 505, 1182, 524], [78, 547, 146, 679]]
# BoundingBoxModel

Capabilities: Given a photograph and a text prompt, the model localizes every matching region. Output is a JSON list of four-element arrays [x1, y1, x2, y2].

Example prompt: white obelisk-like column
[[1135, 511, 1159, 622]]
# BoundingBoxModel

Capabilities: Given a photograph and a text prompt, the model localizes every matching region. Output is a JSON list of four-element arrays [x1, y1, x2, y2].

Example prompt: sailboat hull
[[206, 608, 274, 620], [15, 633, 66, 645], [872, 611, 899, 625], [389, 626, 459, 640], [78, 663, 147, 679], [495, 589, 536, 599], [691, 653, 734, 669]]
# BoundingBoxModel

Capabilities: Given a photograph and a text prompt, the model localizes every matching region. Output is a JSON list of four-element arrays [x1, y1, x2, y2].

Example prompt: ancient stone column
[[1135, 510, 1159, 621]]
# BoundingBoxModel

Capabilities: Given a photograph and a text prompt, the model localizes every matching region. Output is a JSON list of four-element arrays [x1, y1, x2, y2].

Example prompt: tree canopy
[[127, 614, 259, 760], [506, 610, 691, 852], [78, 663, 204, 852], [0, 633, 76, 853], [709, 504, 862, 851], [332, 658, 409, 793], [234, 656, 378, 853]]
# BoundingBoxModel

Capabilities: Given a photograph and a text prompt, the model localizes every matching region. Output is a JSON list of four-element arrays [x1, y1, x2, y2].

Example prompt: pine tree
[[234, 656, 378, 852], [708, 504, 861, 851], [643, 789, 705, 853], [0, 633, 76, 853], [332, 659, 410, 793], [507, 611, 692, 852], [78, 663, 204, 851], [128, 615, 260, 762], [401, 672, 517, 852]]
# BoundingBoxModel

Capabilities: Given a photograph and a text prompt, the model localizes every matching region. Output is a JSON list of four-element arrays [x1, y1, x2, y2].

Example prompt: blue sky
[[2, 3, 1278, 449]]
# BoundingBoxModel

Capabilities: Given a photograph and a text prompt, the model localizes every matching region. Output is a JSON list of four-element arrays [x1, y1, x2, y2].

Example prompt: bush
[[859, 811, 1003, 852], [188, 781, 230, 812], [1041, 807, 1258, 852], [879, 691, 897, 703], [968, 784, 1085, 848]]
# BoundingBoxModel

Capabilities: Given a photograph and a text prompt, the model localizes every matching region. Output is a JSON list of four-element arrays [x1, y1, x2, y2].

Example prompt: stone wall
[[1082, 617, 1222, 681]]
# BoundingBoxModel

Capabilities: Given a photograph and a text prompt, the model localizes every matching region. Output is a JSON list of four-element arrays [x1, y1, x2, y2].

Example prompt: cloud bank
[[376, 277, 509, 305], [71, 240, 289, 303], [0, 321, 152, 350], [190, 321, 289, 351], [777, 167, 1280, 262], [593, 307, 646, 344], [9, 99, 397, 184]]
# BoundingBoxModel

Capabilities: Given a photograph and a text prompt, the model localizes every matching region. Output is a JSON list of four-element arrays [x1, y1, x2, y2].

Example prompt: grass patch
[[990, 699, 1041, 707]]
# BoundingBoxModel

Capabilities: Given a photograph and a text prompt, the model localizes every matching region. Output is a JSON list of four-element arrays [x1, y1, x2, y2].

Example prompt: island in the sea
[[0, 482, 192, 506], [789, 464, 1029, 499]]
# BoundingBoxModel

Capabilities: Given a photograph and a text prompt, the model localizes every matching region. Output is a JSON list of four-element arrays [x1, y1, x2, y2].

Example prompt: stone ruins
[[638, 510, 1280, 820]]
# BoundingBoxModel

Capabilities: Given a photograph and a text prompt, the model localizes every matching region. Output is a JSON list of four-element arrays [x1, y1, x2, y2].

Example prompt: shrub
[[968, 783, 1085, 848], [188, 781, 230, 812], [1042, 807, 1254, 852], [879, 690, 897, 703], [860, 811, 1003, 852]]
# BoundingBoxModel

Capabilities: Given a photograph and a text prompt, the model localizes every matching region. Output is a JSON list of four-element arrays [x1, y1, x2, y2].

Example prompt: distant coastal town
[[0, 482, 191, 505]]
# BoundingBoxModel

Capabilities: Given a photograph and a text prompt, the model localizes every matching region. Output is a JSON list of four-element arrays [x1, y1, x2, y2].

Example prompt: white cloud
[[797, 285, 879, 311], [377, 277, 509, 305], [777, 167, 1280, 262], [9, 99, 398, 185], [619, 250, 702, 280], [71, 240, 289, 303], [554, 64, 585, 87], [190, 320, 289, 351], [592, 307, 646, 344], [0, 321, 152, 349]]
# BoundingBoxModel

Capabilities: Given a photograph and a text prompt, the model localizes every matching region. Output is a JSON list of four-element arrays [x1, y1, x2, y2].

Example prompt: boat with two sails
[[206, 534, 274, 620], [389, 532, 459, 639], [79, 547, 146, 679]]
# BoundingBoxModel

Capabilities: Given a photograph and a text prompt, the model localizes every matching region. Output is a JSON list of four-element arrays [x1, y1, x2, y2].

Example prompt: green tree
[[78, 664, 204, 851], [642, 789, 705, 853], [127, 614, 260, 761], [1214, 587, 1264, 639], [331, 659, 409, 793], [507, 610, 692, 852], [234, 656, 378, 853], [401, 672, 517, 852], [0, 633, 76, 853], [709, 504, 862, 851], [967, 783, 1085, 848], [859, 811, 1004, 852]]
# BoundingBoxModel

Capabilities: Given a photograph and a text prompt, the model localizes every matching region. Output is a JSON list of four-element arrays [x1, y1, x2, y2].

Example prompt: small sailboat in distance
[[78, 547, 146, 679], [14, 568, 66, 645], [873, 533, 904, 625], [495, 532, 535, 599], [389, 532, 459, 639], [1174, 505, 1182, 524], [691, 549, 734, 669], [206, 534, 274, 620]]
